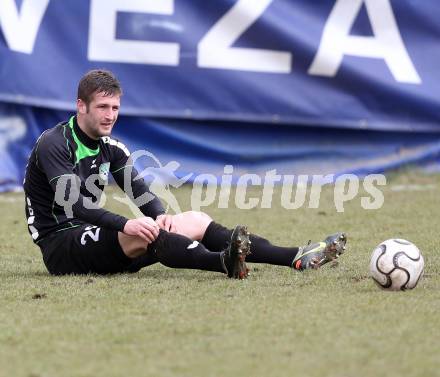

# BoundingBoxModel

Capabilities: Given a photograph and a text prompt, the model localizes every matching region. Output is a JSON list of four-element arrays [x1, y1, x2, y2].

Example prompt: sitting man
[[23, 69, 347, 278]]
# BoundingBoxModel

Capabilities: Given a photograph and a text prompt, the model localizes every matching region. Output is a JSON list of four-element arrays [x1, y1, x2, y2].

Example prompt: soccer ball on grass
[[369, 239, 424, 291]]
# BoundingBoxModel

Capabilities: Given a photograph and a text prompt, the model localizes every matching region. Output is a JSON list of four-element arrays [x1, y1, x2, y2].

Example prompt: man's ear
[[77, 99, 88, 114]]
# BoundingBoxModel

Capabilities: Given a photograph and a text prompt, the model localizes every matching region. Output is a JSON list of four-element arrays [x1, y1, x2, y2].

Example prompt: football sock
[[151, 230, 225, 273], [123, 252, 159, 273], [201, 222, 299, 267]]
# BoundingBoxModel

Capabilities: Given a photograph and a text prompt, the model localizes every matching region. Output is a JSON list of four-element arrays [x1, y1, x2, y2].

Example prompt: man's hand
[[156, 214, 176, 232], [123, 217, 160, 243]]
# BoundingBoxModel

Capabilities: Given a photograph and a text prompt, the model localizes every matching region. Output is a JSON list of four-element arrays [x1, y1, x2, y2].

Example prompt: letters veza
[[0, 0, 420, 83]]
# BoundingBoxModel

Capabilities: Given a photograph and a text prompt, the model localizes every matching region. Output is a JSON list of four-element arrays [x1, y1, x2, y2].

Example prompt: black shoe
[[220, 225, 251, 279], [292, 232, 347, 270]]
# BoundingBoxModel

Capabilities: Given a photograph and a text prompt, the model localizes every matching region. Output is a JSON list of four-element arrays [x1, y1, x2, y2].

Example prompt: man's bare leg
[[118, 225, 232, 275], [169, 211, 213, 240], [116, 210, 213, 260], [116, 211, 212, 258], [118, 232, 150, 258]]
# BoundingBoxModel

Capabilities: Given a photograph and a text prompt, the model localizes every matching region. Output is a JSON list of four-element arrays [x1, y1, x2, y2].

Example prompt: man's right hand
[[123, 217, 160, 243]]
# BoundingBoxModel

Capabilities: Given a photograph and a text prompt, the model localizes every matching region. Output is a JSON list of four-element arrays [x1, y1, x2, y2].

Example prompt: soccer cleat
[[292, 232, 347, 271], [220, 225, 252, 279]]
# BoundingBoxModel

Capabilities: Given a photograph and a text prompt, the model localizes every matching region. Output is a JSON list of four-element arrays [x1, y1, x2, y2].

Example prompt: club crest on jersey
[[99, 162, 110, 182]]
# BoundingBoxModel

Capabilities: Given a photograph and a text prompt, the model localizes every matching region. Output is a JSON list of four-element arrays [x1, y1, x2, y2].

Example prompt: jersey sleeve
[[36, 133, 128, 232], [108, 139, 165, 219], [36, 131, 75, 184]]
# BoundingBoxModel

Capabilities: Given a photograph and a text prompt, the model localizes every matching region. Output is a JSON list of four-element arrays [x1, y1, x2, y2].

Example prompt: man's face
[[77, 91, 120, 139]]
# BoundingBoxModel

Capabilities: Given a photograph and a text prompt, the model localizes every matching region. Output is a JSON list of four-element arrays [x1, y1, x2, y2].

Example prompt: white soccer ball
[[370, 239, 424, 291]]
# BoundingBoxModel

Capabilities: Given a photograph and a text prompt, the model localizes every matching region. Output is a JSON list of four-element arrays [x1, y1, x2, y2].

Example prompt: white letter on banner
[[309, 0, 421, 84], [88, 0, 179, 66], [198, 0, 291, 73], [0, 0, 49, 54]]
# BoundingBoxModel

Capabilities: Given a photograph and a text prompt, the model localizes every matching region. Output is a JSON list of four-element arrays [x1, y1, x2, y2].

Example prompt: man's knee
[[175, 211, 212, 240], [185, 211, 212, 227]]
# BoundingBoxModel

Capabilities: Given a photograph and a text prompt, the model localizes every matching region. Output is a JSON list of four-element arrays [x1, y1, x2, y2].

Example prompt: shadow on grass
[[136, 268, 227, 281], [0, 268, 227, 282]]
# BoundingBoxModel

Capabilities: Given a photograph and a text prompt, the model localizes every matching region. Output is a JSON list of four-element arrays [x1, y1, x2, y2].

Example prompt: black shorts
[[38, 224, 158, 275]]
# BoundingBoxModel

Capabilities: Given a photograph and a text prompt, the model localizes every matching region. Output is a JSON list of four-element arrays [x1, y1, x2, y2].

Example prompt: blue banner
[[2, 103, 440, 192], [1, 0, 440, 131], [2, 1, 440, 192]]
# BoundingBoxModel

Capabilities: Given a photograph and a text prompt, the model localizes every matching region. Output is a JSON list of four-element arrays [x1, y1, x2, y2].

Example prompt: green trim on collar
[[68, 116, 100, 163]]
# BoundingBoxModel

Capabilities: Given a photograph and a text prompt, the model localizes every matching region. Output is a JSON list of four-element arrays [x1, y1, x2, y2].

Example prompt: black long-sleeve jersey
[[24, 116, 165, 243]]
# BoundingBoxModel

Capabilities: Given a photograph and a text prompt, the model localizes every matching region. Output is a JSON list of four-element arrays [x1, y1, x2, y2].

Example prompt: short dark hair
[[77, 69, 122, 106]]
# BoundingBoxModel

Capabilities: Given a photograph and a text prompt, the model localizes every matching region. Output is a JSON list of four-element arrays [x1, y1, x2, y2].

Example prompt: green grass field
[[1, 172, 439, 377]]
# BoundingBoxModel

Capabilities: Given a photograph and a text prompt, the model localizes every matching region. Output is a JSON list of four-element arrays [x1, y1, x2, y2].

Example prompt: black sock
[[152, 230, 225, 273], [123, 252, 159, 273], [201, 222, 299, 267]]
